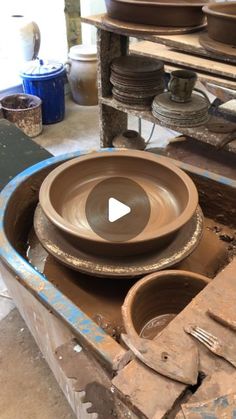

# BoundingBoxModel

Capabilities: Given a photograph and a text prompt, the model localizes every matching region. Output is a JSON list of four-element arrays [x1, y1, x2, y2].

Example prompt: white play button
[[108, 197, 131, 223]]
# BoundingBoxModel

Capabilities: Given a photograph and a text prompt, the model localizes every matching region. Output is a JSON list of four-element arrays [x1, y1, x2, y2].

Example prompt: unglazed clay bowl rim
[[112, 0, 207, 8], [39, 150, 198, 248], [203, 2, 236, 21], [122, 269, 210, 338]]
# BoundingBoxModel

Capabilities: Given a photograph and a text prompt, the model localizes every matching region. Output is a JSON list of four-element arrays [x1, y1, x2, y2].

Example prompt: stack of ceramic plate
[[111, 56, 165, 108], [152, 92, 209, 127]]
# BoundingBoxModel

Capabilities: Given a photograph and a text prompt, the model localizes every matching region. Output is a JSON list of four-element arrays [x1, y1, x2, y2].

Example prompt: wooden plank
[[113, 258, 236, 418], [100, 96, 236, 153], [82, 14, 236, 64], [143, 32, 236, 64], [131, 42, 236, 80], [97, 28, 128, 147]]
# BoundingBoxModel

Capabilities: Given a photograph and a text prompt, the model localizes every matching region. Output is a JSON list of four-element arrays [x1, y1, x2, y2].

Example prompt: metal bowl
[[105, 0, 207, 27], [203, 2, 236, 46], [39, 150, 198, 257], [122, 270, 210, 339]]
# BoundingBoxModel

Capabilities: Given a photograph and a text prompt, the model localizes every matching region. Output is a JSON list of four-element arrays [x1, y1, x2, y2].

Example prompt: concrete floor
[[0, 97, 178, 418]]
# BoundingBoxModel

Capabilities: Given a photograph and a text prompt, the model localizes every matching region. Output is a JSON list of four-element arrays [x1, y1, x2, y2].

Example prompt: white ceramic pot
[[66, 45, 98, 106], [9, 15, 41, 62]]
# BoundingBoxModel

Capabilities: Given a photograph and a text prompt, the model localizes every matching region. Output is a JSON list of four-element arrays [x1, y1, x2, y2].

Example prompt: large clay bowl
[[105, 0, 207, 27], [122, 270, 210, 339], [39, 150, 198, 257], [203, 2, 236, 46]]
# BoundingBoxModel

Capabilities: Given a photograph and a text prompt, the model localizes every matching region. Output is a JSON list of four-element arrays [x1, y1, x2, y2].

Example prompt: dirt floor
[[0, 308, 75, 419]]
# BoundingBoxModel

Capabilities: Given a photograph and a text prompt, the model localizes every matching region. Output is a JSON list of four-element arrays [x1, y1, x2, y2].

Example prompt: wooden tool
[[208, 307, 236, 332], [121, 333, 199, 385]]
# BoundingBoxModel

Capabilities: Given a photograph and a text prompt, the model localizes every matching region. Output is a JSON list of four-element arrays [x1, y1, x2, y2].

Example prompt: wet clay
[[27, 217, 230, 340], [203, 2, 236, 46], [105, 0, 206, 27], [39, 150, 198, 257], [27, 229, 132, 340], [33, 204, 204, 277]]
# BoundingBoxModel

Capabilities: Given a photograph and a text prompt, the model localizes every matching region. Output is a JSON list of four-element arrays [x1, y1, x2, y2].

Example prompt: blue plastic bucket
[[20, 60, 65, 124]]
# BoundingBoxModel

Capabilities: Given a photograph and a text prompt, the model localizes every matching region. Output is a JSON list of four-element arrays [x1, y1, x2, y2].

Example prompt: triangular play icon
[[108, 197, 131, 223]]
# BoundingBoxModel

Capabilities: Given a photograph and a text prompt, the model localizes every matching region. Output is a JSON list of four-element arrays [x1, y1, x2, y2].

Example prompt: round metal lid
[[68, 45, 97, 61], [21, 59, 64, 76]]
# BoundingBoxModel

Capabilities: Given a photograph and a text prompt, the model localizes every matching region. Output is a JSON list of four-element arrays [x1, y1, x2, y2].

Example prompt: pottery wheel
[[101, 14, 207, 36], [199, 32, 236, 63], [34, 204, 204, 278], [152, 92, 209, 127]]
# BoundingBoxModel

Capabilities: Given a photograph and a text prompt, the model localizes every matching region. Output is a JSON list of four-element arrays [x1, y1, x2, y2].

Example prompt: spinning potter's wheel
[[36, 150, 202, 277], [34, 205, 203, 278], [39, 151, 199, 257]]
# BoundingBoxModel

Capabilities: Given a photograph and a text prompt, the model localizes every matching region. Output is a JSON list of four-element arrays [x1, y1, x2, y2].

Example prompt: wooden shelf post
[[97, 28, 128, 147]]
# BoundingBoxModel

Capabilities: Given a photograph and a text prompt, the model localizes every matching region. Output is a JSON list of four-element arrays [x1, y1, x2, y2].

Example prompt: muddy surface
[[27, 217, 231, 341]]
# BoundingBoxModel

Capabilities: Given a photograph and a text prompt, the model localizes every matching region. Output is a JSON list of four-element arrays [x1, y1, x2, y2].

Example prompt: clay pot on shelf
[[66, 45, 98, 106], [122, 270, 210, 339], [105, 0, 206, 27], [203, 2, 236, 46]]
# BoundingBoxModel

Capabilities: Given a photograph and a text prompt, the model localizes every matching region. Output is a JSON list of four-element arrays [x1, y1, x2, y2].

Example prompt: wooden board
[[98, 14, 206, 36], [113, 258, 236, 418], [100, 96, 236, 153], [131, 42, 236, 81], [82, 15, 236, 64], [0, 119, 50, 190]]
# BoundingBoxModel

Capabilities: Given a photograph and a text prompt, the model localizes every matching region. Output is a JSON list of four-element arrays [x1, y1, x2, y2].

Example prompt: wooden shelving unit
[[82, 14, 236, 153]]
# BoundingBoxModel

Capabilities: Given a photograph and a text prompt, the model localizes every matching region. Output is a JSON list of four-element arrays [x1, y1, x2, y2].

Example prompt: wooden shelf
[[101, 96, 236, 153], [84, 14, 236, 151], [82, 14, 236, 64], [131, 42, 236, 82]]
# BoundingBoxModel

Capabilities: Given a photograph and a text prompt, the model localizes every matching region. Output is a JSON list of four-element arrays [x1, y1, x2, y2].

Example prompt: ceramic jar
[[8, 15, 41, 62], [66, 45, 98, 106]]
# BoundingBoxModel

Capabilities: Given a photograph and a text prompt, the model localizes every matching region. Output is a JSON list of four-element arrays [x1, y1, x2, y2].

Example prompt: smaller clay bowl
[[203, 2, 236, 46], [122, 270, 209, 339]]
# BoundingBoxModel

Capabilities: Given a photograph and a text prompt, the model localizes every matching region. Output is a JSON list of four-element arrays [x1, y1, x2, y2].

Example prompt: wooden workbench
[[82, 14, 236, 154]]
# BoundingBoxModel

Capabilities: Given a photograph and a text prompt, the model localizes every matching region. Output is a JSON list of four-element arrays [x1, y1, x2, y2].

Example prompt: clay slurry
[[85, 177, 151, 242]]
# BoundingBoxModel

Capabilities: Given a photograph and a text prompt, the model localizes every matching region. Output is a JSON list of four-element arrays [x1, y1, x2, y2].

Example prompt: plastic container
[[20, 60, 65, 124], [66, 45, 98, 106]]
